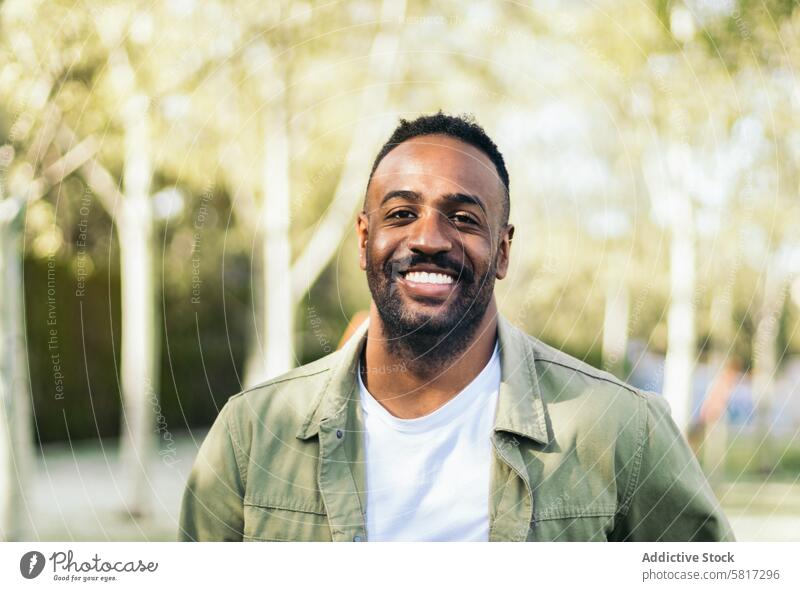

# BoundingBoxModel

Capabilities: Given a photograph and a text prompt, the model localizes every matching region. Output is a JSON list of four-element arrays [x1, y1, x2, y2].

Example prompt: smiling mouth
[[395, 268, 459, 301], [402, 271, 454, 285]]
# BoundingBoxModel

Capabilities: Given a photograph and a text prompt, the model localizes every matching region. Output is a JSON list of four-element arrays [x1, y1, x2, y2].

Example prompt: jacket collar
[[296, 313, 551, 445]]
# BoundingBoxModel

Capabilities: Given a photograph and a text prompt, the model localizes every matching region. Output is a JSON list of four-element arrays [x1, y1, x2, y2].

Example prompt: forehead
[[367, 134, 504, 211]]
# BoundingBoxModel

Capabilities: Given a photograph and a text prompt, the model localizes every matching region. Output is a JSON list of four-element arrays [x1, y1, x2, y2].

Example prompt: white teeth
[[404, 271, 453, 285]]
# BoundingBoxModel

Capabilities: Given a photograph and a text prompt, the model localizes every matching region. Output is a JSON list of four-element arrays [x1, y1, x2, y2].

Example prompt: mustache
[[385, 253, 473, 283]]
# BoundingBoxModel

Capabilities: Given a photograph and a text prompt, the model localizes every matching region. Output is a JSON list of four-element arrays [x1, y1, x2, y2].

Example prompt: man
[[179, 112, 734, 542]]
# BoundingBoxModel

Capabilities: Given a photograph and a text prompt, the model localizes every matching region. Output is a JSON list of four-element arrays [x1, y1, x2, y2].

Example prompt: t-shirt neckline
[[357, 342, 500, 433]]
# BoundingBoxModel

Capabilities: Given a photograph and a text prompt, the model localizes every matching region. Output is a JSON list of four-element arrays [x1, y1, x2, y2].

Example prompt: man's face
[[357, 134, 514, 342]]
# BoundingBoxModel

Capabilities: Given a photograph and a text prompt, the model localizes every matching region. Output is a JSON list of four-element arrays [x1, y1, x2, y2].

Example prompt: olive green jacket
[[179, 315, 734, 542]]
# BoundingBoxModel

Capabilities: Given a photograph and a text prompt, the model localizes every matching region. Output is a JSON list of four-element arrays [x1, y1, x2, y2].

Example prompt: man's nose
[[407, 208, 453, 255]]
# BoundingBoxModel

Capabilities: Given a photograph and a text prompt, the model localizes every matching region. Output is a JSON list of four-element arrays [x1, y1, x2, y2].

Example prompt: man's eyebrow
[[379, 189, 422, 207], [379, 190, 487, 216], [442, 192, 487, 215]]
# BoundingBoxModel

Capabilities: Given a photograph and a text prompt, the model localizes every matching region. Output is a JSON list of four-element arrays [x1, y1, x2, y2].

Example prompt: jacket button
[[336, 429, 344, 439], [353, 535, 363, 542]]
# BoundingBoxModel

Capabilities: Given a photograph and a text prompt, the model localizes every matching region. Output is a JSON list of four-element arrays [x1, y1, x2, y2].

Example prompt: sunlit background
[[1, 0, 799, 541]]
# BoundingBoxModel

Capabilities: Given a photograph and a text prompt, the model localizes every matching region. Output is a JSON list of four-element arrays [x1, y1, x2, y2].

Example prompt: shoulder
[[510, 324, 656, 434], [220, 350, 342, 437], [521, 327, 646, 398], [511, 327, 676, 486], [234, 350, 338, 399]]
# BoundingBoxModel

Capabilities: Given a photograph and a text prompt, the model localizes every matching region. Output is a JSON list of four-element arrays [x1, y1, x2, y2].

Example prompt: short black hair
[[367, 111, 510, 224]]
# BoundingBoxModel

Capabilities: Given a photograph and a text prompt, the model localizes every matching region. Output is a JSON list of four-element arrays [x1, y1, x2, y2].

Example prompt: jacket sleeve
[[179, 401, 246, 541], [614, 392, 735, 541]]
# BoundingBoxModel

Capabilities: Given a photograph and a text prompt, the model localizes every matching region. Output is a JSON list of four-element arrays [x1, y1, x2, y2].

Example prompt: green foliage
[[3, 0, 800, 440], [24, 246, 250, 442]]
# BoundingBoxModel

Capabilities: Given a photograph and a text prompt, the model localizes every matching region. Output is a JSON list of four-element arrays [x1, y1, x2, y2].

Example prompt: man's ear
[[356, 211, 369, 271], [495, 223, 514, 280]]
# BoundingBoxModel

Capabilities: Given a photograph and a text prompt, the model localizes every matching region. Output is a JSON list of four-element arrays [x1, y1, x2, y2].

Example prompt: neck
[[361, 300, 499, 419]]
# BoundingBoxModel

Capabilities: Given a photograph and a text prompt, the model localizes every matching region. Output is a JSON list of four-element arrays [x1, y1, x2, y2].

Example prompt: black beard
[[365, 250, 496, 373]]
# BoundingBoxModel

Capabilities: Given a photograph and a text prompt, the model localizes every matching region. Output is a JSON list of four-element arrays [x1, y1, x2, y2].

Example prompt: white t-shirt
[[357, 343, 500, 541]]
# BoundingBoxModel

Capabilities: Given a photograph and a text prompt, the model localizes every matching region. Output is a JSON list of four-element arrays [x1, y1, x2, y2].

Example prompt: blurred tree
[[683, 1, 800, 450], [243, 0, 407, 384], [0, 142, 33, 541], [0, 1, 92, 536], [0, 0, 110, 535]]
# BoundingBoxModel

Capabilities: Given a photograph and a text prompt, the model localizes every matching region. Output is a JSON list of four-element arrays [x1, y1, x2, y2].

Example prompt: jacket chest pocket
[[528, 510, 616, 541], [243, 503, 332, 542]]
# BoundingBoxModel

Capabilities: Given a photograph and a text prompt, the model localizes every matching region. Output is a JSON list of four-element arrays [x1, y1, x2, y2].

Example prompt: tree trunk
[[260, 65, 294, 382], [662, 188, 696, 434], [290, 0, 408, 299], [699, 286, 736, 480], [243, 0, 407, 386], [117, 95, 158, 518], [0, 195, 35, 541], [602, 274, 629, 378], [752, 262, 787, 473], [241, 44, 295, 388]]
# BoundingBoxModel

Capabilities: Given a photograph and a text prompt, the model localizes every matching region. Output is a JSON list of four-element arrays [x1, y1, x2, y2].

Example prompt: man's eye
[[451, 213, 477, 225], [388, 210, 415, 219]]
